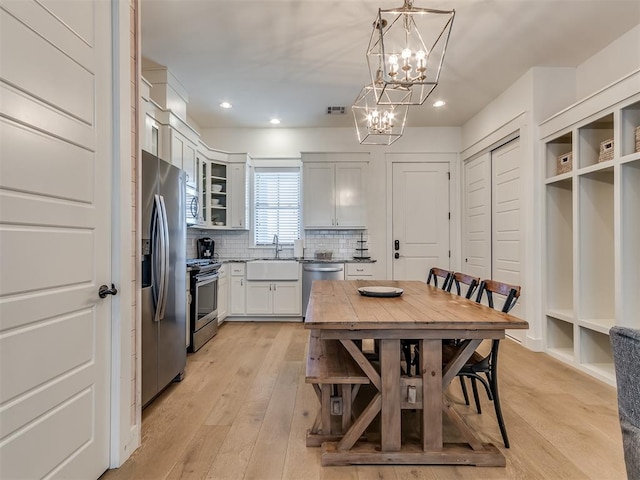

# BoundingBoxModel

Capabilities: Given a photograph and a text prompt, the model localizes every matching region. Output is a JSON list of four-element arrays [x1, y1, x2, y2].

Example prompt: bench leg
[[341, 385, 352, 433], [321, 384, 332, 434], [307, 382, 366, 446]]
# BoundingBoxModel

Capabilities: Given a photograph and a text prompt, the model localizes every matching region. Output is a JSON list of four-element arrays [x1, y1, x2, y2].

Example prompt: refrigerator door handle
[[152, 194, 167, 322], [150, 195, 160, 313], [157, 195, 170, 321]]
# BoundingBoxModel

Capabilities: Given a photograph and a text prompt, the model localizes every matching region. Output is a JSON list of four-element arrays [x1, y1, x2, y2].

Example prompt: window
[[253, 167, 301, 245]]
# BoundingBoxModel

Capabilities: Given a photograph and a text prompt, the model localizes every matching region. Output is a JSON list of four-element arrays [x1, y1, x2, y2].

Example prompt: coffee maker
[[197, 237, 215, 260]]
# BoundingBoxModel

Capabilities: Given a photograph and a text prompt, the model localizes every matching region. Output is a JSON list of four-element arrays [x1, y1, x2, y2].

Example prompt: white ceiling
[[140, 0, 640, 129]]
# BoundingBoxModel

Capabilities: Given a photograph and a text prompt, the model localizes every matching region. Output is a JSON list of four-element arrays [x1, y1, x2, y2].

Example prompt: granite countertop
[[216, 257, 376, 264]]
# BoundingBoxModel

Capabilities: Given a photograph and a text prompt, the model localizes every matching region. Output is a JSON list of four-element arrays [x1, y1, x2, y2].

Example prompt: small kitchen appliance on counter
[[197, 237, 215, 260]]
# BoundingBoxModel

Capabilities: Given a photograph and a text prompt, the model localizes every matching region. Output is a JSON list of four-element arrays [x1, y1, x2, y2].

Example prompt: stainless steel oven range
[[187, 260, 221, 352]]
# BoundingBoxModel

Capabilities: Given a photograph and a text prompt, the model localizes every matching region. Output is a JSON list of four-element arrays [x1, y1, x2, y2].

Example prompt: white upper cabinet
[[170, 128, 197, 187], [228, 155, 250, 230], [303, 162, 334, 227], [144, 113, 160, 157], [183, 141, 197, 187], [335, 163, 367, 227], [196, 149, 250, 230], [302, 153, 369, 229]]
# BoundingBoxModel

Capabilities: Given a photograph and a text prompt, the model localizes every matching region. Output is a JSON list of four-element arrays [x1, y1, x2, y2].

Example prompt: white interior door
[[0, 1, 112, 478], [392, 163, 450, 280], [462, 140, 524, 341], [492, 138, 524, 341], [463, 153, 492, 281]]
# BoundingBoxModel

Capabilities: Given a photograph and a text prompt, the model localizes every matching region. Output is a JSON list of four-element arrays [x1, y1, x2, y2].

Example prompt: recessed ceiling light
[[433, 100, 446, 108], [270, 118, 281, 125], [219, 102, 232, 109]]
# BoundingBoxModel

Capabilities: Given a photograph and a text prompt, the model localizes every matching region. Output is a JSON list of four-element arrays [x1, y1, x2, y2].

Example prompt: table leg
[[420, 339, 442, 450], [380, 338, 401, 451]]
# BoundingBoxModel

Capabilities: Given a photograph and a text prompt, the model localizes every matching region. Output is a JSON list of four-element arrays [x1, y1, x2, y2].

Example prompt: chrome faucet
[[273, 234, 282, 259]]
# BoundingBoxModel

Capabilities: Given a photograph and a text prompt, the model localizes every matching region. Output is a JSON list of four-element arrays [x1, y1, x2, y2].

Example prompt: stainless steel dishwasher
[[302, 263, 344, 318]]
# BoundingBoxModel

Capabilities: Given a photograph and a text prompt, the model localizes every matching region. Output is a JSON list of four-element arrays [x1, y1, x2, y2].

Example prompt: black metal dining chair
[[402, 267, 453, 376], [443, 279, 521, 448], [448, 272, 481, 299], [444, 272, 482, 402]]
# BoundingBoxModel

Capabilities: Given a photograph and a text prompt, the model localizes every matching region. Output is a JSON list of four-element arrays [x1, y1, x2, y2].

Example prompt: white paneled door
[[463, 153, 492, 281], [492, 139, 524, 341], [462, 139, 524, 341], [0, 1, 112, 478], [392, 163, 450, 280]]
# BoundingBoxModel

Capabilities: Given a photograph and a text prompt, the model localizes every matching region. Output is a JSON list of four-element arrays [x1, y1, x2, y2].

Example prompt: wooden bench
[[305, 329, 370, 447]]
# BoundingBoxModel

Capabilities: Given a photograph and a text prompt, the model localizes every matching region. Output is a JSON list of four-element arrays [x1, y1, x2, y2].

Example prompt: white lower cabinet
[[226, 262, 302, 317], [229, 263, 246, 315], [218, 264, 228, 323], [246, 282, 272, 314], [246, 281, 301, 316], [345, 263, 374, 280]]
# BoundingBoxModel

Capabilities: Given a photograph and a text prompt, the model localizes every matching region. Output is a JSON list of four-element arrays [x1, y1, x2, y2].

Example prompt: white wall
[[458, 23, 640, 351], [193, 25, 639, 353], [198, 126, 461, 280], [576, 25, 640, 100], [200, 126, 460, 158]]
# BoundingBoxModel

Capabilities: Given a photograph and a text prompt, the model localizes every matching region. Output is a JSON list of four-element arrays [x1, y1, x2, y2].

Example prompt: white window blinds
[[254, 167, 301, 245]]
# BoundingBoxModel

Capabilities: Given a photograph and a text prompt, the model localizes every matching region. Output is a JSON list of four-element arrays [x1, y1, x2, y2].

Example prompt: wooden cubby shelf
[[579, 327, 615, 382], [577, 113, 614, 169], [621, 100, 640, 158], [542, 83, 640, 387], [546, 316, 574, 362]]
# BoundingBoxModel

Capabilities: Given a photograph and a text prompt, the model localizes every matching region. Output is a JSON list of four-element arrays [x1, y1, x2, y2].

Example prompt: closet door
[[463, 139, 524, 341], [463, 153, 491, 281], [491, 138, 524, 341]]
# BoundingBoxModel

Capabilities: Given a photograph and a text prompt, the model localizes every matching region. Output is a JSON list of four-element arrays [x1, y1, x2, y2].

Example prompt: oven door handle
[[195, 273, 219, 284]]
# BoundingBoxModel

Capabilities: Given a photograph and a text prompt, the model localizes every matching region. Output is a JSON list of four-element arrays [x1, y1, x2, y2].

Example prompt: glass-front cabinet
[[197, 148, 251, 229]]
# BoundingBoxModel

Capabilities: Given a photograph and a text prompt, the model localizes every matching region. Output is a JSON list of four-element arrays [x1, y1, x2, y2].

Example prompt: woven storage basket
[[598, 139, 614, 163], [635, 126, 640, 153], [556, 152, 572, 175]]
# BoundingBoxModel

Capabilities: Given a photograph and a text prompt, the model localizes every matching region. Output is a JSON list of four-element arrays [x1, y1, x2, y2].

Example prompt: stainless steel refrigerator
[[141, 150, 186, 407]]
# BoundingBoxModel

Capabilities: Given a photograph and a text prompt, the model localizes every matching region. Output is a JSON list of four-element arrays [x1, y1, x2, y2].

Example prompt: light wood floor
[[101, 322, 626, 480]]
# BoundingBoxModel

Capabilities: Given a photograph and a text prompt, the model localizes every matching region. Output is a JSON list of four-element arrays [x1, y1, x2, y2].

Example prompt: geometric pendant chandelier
[[367, 1, 455, 106], [352, 79, 411, 145]]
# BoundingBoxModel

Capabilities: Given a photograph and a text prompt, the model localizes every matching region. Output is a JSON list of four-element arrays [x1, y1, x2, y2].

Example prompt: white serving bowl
[[212, 184, 223, 193], [211, 198, 220, 205]]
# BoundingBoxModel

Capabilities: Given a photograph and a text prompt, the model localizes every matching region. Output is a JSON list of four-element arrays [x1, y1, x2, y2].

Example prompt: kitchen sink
[[246, 260, 299, 280]]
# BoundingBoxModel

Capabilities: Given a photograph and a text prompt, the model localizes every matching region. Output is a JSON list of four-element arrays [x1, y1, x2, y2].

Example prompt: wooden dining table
[[304, 279, 529, 467]]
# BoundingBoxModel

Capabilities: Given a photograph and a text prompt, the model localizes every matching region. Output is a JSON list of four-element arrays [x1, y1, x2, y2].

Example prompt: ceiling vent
[[327, 106, 346, 115]]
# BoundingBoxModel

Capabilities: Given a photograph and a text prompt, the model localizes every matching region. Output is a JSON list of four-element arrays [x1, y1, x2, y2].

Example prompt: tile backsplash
[[304, 230, 370, 259], [187, 228, 370, 260]]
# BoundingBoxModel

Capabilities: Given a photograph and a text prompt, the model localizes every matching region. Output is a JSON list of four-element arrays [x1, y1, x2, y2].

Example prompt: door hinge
[[447, 172, 451, 180], [448, 212, 451, 220], [448, 250, 451, 258]]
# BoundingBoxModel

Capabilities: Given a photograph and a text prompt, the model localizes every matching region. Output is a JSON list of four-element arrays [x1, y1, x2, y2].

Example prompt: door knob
[[394, 252, 400, 259], [98, 283, 118, 298]]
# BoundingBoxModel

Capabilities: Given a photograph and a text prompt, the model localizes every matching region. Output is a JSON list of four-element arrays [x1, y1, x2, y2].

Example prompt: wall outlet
[[330, 396, 343, 415], [407, 385, 417, 404]]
